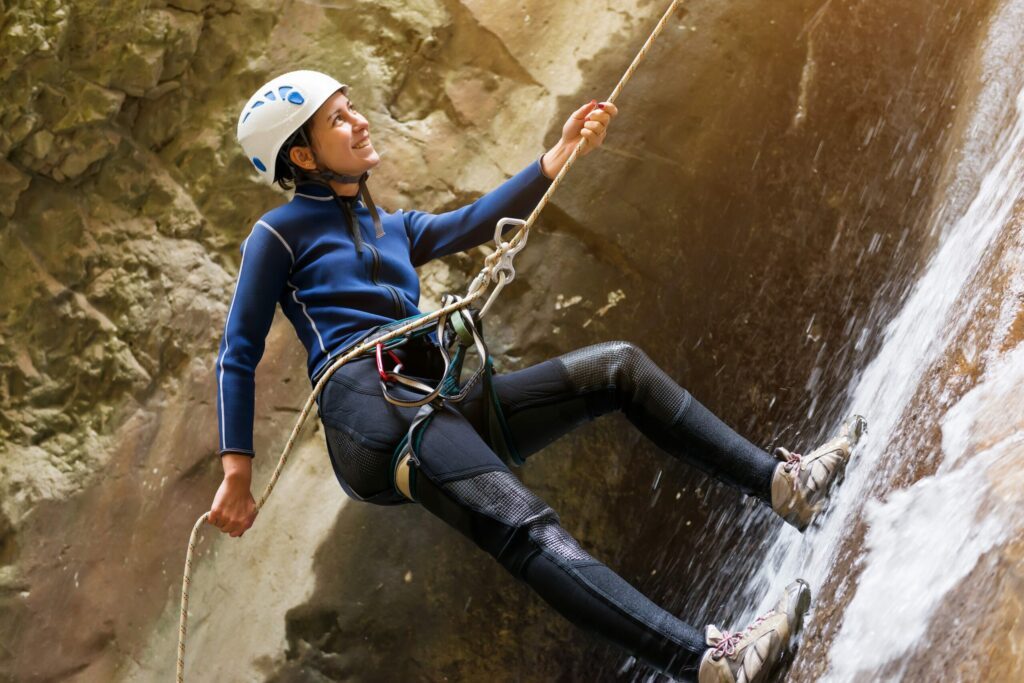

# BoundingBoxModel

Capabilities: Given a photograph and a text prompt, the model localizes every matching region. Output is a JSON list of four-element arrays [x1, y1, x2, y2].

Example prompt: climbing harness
[[375, 297, 524, 503], [177, 2, 683, 679], [325, 294, 519, 500]]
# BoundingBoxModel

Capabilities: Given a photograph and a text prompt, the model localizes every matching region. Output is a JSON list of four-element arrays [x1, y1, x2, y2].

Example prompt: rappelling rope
[[176, 1, 681, 679]]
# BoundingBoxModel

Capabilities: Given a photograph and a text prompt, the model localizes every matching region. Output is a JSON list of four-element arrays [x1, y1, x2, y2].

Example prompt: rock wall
[[1, 0, 1019, 681], [0, 0, 662, 680]]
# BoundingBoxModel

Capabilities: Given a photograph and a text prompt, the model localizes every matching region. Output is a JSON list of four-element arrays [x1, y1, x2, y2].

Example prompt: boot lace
[[710, 611, 774, 660], [775, 447, 803, 492]]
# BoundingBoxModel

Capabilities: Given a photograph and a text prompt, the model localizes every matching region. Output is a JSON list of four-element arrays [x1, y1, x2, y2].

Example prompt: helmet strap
[[287, 127, 386, 246]]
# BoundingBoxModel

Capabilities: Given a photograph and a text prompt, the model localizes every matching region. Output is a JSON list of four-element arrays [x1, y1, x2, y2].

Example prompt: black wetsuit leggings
[[316, 340, 778, 681]]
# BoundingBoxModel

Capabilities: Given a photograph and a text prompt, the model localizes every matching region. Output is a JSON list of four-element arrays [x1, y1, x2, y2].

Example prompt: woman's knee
[[555, 341, 650, 392], [555, 340, 692, 427]]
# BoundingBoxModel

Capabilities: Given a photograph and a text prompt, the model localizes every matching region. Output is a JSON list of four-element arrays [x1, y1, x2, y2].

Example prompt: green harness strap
[[484, 355, 523, 465], [449, 308, 523, 466], [389, 404, 436, 501]]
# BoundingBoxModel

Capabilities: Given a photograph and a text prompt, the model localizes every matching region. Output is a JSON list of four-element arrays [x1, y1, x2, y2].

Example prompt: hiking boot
[[698, 579, 812, 683], [771, 415, 867, 531]]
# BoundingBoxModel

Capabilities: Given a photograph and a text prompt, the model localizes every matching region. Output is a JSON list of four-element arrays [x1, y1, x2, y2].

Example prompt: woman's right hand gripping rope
[[207, 453, 257, 538]]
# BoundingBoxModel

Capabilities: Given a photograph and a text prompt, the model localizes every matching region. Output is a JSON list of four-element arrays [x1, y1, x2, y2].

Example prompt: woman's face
[[304, 90, 380, 176]]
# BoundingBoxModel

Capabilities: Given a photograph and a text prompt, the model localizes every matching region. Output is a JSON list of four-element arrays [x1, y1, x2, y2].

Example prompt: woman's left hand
[[560, 99, 619, 155]]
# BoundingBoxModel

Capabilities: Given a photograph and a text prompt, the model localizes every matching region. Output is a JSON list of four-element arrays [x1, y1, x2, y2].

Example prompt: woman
[[209, 70, 864, 682]]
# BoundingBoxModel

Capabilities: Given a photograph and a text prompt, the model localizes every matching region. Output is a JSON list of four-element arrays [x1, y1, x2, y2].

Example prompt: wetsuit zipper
[[365, 241, 407, 319], [349, 204, 405, 320]]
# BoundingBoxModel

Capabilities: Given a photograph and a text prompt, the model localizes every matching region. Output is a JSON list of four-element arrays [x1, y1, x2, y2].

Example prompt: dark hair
[[273, 118, 316, 190]]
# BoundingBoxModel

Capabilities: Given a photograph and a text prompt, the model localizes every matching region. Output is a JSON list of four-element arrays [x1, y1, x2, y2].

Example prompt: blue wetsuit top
[[216, 156, 553, 456]]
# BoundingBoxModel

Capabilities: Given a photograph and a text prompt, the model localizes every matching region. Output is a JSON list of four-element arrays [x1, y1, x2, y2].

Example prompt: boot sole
[[802, 415, 868, 530], [748, 581, 813, 683], [788, 579, 812, 639]]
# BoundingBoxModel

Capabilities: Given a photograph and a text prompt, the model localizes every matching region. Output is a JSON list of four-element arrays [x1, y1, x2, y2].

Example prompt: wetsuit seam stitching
[[670, 390, 694, 424], [320, 417, 396, 451], [434, 463, 507, 484], [327, 373, 386, 395], [516, 361, 602, 413]]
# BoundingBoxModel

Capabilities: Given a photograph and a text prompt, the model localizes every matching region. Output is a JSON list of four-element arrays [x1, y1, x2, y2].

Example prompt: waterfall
[[742, 1, 1024, 679]]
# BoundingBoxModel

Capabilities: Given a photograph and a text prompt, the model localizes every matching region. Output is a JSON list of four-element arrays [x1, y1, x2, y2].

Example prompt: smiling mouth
[[353, 138, 371, 150]]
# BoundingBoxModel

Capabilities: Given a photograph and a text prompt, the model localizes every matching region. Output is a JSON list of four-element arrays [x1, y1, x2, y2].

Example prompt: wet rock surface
[[1, 0, 1021, 681]]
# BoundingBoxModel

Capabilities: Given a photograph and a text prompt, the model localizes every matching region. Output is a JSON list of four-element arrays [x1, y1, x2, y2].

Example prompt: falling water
[[734, 0, 1024, 678]]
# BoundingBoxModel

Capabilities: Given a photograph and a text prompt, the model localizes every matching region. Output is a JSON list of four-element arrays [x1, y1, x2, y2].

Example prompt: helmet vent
[[243, 88, 305, 124]]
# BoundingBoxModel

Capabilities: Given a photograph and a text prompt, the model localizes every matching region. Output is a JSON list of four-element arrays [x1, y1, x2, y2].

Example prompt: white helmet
[[236, 70, 347, 185]]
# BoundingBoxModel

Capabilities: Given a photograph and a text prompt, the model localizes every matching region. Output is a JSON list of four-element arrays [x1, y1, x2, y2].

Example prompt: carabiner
[[375, 342, 403, 381]]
